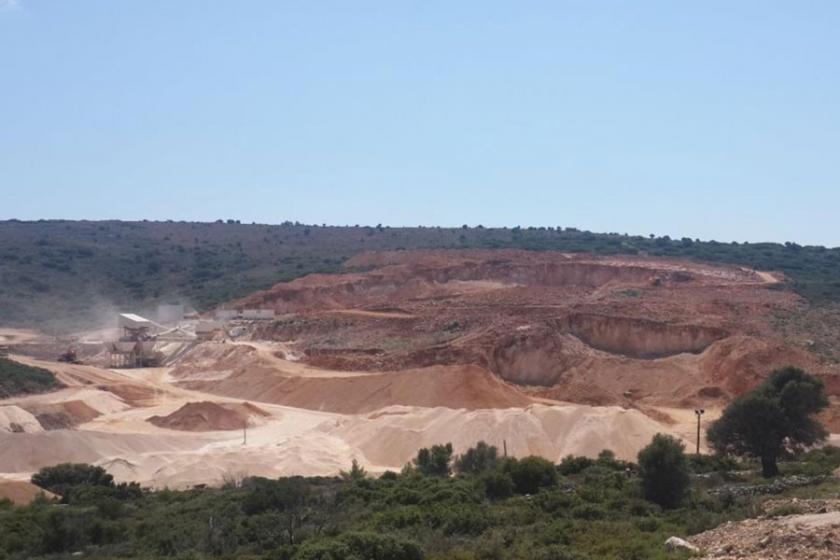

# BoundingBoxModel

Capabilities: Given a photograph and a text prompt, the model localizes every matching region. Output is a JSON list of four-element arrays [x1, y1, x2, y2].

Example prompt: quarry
[[1, 249, 839, 491]]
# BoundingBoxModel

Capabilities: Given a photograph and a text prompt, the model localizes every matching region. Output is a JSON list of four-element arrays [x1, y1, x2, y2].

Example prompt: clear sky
[[1, 1, 839, 246]]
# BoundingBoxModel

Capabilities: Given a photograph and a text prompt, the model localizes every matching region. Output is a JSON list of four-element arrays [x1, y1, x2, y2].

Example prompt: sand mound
[[180, 364, 532, 413], [25, 400, 102, 429], [0, 430, 210, 473], [0, 405, 43, 433], [0, 478, 57, 505], [148, 401, 270, 432], [328, 403, 666, 467], [104, 384, 161, 407]]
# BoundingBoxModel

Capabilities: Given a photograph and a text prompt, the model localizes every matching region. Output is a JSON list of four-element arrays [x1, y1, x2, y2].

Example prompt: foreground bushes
[[5, 443, 839, 559]]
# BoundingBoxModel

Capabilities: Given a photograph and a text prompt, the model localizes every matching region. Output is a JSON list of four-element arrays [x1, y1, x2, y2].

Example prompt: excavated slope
[[178, 364, 532, 413]]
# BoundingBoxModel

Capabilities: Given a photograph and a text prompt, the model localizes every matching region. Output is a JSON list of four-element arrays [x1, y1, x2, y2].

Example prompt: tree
[[480, 470, 514, 500], [340, 459, 368, 481], [504, 456, 558, 495], [242, 477, 312, 545], [637, 434, 690, 509], [32, 463, 113, 497], [707, 367, 828, 477], [454, 441, 499, 475], [412, 443, 453, 477]]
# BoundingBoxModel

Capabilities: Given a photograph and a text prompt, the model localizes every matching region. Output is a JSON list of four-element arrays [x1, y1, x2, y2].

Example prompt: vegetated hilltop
[[1, 219, 840, 331], [0, 357, 63, 399]]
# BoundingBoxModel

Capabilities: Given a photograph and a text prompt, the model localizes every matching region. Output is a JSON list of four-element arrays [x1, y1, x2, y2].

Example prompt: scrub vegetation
[[2, 220, 840, 331], [0, 357, 63, 398], [3, 440, 840, 560]]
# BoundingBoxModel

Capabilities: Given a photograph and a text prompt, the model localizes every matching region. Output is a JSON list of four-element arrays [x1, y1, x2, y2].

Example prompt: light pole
[[694, 409, 705, 456]]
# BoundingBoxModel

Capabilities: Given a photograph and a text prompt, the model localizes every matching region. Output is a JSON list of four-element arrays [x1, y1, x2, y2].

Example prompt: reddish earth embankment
[[178, 364, 532, 413], [148, 401, 269, 431], [224, 249, 838, 416]]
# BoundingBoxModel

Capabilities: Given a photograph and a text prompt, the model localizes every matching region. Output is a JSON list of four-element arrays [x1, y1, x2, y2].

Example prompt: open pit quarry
[[2, 250, 839, 491]]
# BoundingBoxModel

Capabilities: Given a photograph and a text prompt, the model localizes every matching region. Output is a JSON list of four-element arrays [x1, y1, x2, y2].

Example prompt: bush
[[505, 457, 558, 495], [412, 443, 454, 477], [295, 531, 423, 560], [0, 357, 63, 398], [242, 477, 310, 515], [557, 455, 595, 476], [570, 503, 607, 520], [455, 441, 499, 475], [637, 434, 690, 509], [31, 463, 114, 497], [480, 470, 514, 501]]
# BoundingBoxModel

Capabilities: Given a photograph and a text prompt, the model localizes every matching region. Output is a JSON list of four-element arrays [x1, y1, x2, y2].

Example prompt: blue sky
[[1, 1, 839, 245]]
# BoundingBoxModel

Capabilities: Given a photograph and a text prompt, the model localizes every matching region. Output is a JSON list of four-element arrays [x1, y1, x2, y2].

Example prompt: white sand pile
[[0, 354, 688, 488], [0, 405, 43, 433], [328, 403, 666, 468], [0, 430, 209, 473], [99, 432, 355, 489]]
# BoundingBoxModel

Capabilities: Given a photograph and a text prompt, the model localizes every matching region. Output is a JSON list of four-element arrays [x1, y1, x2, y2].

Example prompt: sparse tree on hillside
[[707, 367, 828, 477]]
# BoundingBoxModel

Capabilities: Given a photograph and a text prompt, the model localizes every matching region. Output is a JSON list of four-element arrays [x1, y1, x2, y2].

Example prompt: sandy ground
[[0, 349, 711, 489], [0, 328, 47, 345], [231, 340, 373, 378], [0, 478, 57, 505]]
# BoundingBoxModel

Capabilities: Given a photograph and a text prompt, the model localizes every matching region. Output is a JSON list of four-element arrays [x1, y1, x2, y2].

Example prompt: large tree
[[707, 367, 828, 477], [637, 434, 690, 509]]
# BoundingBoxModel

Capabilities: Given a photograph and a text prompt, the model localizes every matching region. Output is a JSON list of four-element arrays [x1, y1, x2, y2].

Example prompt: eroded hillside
[[229, 250, 834, 414]]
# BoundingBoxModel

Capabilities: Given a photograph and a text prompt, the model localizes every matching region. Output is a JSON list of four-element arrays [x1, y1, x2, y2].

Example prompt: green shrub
[[31, 463, 113, 497], [295, 531, 423, 560], [413, 443, 454, 477], [0, 357, 63, 398], [480, 470, 514, 501], [637, 434, 690, 509], [558, 455, 595, 476], [455, 441, 500, 475], [570, 504, 607, 520], [505, 457, 558, 495]]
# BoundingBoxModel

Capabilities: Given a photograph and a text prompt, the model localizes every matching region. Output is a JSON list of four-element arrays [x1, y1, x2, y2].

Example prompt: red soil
[[180, 364, 531, 413], [216, 250, 837, 418], [148, 401, 269, 432], [0, 479, 57, 505]]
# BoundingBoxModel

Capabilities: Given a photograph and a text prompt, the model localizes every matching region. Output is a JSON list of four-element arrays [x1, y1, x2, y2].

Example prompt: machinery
[[58, 347, 82, 364]]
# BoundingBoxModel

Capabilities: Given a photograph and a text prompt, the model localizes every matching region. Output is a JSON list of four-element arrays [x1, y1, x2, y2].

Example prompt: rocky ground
[[691, 512, 840, 559]]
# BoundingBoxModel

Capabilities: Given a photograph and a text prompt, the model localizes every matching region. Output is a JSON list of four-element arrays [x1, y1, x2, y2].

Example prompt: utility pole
[[503, 439, 507, 458], [694, 409, 705, 456]]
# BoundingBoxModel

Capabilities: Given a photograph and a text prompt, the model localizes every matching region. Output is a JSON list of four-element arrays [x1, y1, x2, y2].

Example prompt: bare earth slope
[[231, 250, 835, 410], [1, 250, 838, 489]]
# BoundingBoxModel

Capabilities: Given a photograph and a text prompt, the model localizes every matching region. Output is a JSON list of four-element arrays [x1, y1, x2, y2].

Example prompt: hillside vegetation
[[0, 357, 63, 398], [1, 220, 839, 330]]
